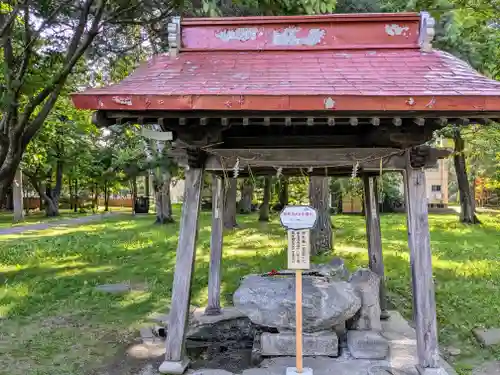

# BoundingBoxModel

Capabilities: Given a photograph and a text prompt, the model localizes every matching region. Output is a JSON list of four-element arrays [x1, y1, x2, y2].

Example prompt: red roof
[[72, 13, 500, 113]]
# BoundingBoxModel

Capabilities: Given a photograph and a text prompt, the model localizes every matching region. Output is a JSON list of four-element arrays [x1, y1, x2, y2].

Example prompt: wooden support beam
[[328, 117, 335, 126], [242, 117, 249, 126], [437, 117, 448, 126], [162, 167, 205, 374], [458, 117, 470, 126], [350, 117, 358, 126], [362, 175, 387, 318], [393, 117, 402, 127], [200, 118, 208, 126], [404, 163, 440, 370], [179, 118, 186, 126], [307, 117, 314, 126], [221, 118, 228, 127], [285, 117, 292, 126], [414, 118, 425, 126], [263, 117, 270, 126], [371, 117, 380, 126], [205, 175, 224, 315]]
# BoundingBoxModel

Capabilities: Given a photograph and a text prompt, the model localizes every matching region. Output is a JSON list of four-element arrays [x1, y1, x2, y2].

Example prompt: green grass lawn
[[0, 209, 499, 375], [0, 207, 132, 228]]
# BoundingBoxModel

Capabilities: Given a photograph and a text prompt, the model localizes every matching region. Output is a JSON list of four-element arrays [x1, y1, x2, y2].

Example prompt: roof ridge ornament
[[419, 11, 435, 52], [168, 16, 181, 57]]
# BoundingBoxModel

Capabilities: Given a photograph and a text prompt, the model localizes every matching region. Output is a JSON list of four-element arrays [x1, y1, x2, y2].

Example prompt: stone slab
[[95, 283, 131, 293], [472, 361, 500, 375], [186, 307, 254, 342], [417, 367, 449, 375], [189, 370, 235, 375], [191, 307, 247, 325], [260, 331, 338, 357], [159, 358, 190, 374], [473, 328, 500, 346], [347, 330, 389, 359]]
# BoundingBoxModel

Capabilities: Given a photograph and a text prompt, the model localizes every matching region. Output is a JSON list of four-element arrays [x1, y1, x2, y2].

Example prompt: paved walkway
[[0, 213, 119, 236]]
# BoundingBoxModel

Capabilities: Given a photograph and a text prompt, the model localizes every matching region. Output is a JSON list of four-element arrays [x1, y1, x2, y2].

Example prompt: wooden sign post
[[280, 206, 317, 375]]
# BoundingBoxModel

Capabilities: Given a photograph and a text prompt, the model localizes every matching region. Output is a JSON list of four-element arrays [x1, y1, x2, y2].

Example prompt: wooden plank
[[405, 164, 440, 369], [296, 269, 303, 372], [201, 148, 429, 171], [205, 175, 224, 315], [362, 176, 387, 316], [164, 166, 205, 363]]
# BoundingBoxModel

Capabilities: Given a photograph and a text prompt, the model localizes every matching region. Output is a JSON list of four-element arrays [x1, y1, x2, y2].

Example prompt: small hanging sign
[[280, 205, 317, 230]]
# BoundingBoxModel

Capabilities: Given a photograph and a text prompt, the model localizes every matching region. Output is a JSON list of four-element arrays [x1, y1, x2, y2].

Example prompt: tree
[[239, 178, 254, 214], [259, 176, 272, 221], [309, 176, 332, 255], [0, 0, 180, 201]]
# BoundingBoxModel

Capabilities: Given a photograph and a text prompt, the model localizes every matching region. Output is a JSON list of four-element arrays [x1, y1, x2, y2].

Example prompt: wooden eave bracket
[[168, 16, 181, 57], [419, 11, 435, 52]]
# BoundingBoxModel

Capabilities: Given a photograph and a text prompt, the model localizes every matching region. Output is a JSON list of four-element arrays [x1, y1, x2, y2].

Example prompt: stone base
[[260, 331, 338, 357], [286, 367, 313, 375], [416, 367, 449, 375], [158, 358, 190, 374], [347, 330, 389, 359]]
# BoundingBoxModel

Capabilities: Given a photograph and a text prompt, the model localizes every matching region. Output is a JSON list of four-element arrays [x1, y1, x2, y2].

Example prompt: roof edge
[[181, 12, 421, 26], [169, 11, 433, 54]]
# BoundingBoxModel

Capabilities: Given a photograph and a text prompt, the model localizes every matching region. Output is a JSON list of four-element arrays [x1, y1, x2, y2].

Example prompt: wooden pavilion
[[72, 11, 500, 375]]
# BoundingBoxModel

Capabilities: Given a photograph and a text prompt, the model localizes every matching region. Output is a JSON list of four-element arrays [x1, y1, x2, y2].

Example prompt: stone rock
[[347, 330, 389, 359], [233, 274, 361, 332], [186, 307, 254, 343], [445, 347, 461, 356], [349, 268, 382, 331], [311, 257, 350, 281], [472, 361, 500, 375], [368, 366, 416, 375], [260, 331, 339, 357], [189, 370, 235, 375], [473, 328, 500, 346], [95, 283, 130, 294]]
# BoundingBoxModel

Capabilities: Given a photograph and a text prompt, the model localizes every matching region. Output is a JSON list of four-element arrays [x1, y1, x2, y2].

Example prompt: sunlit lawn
[[0, 208, 499, 375], [0, 207, 132, 229]]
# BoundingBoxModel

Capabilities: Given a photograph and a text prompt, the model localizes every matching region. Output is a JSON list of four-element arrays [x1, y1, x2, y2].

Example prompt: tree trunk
[[145, 173, 150, 197], [69, 178, 73, 210], [239, 179, 254, 214], [131, 177, 137, 215], [12, 168, 24, 222], [155, 174, 174, 224], [453, 130, 480, 224], [74, 179, 78, 213], [223, 178, 238, 229], [278, 177, 289, 208], [259, 176, 271, 221], [104, 181, 109, 212], [309, 176, 333, 255], [92, 183, 99, 213]]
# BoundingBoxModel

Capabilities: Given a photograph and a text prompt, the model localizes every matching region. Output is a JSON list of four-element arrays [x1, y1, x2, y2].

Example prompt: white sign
[[280, 205, 318, 230], [287, 229, 311, 270]]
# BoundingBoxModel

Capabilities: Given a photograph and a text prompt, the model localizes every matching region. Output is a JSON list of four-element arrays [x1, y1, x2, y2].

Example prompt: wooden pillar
[[405, 164, 440, 371], [12, 168, 24, 222], [160, 166, 205, 374], [362, 175, 387, 317], [205, 175, 224, 315]]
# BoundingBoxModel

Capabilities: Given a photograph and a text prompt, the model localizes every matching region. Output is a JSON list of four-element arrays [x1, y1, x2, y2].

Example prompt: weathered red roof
[[72, 13, 500, 112]]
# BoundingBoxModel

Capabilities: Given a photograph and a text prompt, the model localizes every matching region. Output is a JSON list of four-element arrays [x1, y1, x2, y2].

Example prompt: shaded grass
[[0, 209, 499, 375]]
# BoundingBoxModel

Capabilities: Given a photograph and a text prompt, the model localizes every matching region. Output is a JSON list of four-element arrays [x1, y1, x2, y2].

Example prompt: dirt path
[[0, 213, 120, 236]]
